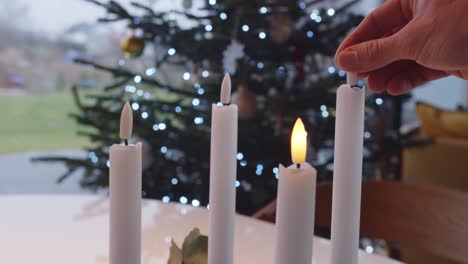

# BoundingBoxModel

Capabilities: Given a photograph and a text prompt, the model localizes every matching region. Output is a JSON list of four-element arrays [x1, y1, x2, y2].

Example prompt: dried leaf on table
[[167, 228, 208, 264], [168, 240, 183, 264]]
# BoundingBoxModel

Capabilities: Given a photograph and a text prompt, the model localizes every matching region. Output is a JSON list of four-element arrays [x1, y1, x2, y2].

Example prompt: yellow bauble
[[121, 36, 145, 58], [231, 84, 257, 119], [269, 13, 293, 44]]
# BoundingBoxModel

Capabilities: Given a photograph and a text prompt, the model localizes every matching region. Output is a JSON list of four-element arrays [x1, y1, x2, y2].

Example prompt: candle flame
[[291, 118, 307, 164], [120, 101, 133, 140], [220, 74, 231, 104]]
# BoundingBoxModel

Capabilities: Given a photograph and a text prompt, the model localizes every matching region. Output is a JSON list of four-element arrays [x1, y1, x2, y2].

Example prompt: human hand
[[335, 0, 468, 95]]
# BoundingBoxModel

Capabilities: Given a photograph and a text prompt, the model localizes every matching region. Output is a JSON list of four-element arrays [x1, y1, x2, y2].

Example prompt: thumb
[[336, 33, 410, 73]]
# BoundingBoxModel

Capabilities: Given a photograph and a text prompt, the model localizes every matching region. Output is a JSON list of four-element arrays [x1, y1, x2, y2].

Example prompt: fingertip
[[386, 80, 413, 95], [336, 50, 359, 71]]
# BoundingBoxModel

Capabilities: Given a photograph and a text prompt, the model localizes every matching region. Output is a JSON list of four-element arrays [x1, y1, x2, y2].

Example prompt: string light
[[106, 160, 110, 168], [259, 32, 266, 39], [145, 67, 156, 76], [307, 31, 314, 38], [208, 0, 216, 5], [131, 102, 140, 110], [365, 246, 374, 253], [259, 6, 267, 14], [158, 123, 167, 130], [162, 196, 170, 203], [168, 48, 176, 56], [273, 167, 279, 174], [375, 98, 383, 105], [118, 59, 125, 66], [136, 89, 144, 96], [327, 8, 336, 16], [320, 105, 327, 111], [197, 88, 205, 95], [321, 111, 330, 118], [240, 160, 247, 167], [141, 112, 149, 119], [235, 180, 241, 188], [219, 12, 227, 20], [194, 117, 204, 124], [364, 131, 371, 139], [205, 24, 213, 32], [338, 70, 346, 77], [236, 152, 244, 160], [299, 2, 306, 9], [242, 25, 250, 32], [175, 106, 182, 113], [162, 104, 169, 111], [160, 146, 168, 153], [257, 62, 264, 69], [171, 178, 178, 185], [191, 199, 200, 207], [143, 92, 151, 99], [192, 98, 200, 106], [134, 75, 142, 83], [125, 85, 136, 93], [133, 17, 141, 25], [256, 164, 264, 170], [202, 70, 209, 77], [179, 196, 188, 204], [183, 72, 191, 80], [328, 66, 336, 74]]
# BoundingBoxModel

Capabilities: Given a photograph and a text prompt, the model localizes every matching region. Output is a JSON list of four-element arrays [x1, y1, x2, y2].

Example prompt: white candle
[[275, 118, 317, 264], [109, 102, 142, 264], [208, 74, 238, 264], [330, 73, 365, 264]]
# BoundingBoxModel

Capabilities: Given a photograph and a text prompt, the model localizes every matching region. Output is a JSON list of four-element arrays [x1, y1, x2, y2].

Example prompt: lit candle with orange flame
[[274, 118, 317, 264]]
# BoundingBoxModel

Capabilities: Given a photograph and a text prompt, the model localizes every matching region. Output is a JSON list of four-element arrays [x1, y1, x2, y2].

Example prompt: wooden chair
[[253, 181, 468, 263]]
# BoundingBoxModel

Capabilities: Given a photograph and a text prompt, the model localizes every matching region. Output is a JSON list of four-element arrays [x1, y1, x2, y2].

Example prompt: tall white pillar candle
[[330, 73, 365, 264], [109, 102, 142, 264], [275, 118, 317, 264], [208, 74, 238, 264]]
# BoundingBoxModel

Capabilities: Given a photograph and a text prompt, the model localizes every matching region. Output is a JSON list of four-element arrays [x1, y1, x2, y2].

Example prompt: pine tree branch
[[73, 58, 197, 96]]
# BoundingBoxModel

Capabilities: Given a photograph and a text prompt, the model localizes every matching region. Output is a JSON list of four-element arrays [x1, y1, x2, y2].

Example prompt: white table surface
[[0, 195, 402, 264]]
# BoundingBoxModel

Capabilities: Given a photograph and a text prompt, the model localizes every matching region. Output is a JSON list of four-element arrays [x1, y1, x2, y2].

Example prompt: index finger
[[335, 0, 411, 57]]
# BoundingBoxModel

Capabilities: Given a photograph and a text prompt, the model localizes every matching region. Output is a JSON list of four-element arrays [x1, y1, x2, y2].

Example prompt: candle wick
[[296, 163, 301, 169], [350, 84, 362, 89], [124, 139, 128, 146]]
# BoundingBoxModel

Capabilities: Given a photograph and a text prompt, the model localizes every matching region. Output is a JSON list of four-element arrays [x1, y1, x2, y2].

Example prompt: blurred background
[[1, 0, 468, 263]]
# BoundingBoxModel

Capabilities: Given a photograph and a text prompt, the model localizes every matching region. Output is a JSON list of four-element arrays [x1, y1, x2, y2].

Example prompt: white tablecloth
[[0, 195, 402, 263]]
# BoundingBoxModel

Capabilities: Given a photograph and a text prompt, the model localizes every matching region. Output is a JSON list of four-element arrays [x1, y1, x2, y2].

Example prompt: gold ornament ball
[[121, 36, 145, 58], [269, 13, 293, 44], [231, 84, 257, 119]]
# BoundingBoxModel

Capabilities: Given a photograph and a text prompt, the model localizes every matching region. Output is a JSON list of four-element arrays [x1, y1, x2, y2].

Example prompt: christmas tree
[[36, 0, 413, 214]]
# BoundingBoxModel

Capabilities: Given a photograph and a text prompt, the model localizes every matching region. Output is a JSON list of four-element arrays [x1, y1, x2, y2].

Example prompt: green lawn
[[0, 92, 89, 154]]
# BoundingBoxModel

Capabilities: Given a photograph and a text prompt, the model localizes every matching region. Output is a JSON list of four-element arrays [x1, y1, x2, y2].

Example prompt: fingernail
[[338, 50, 359, 70]]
